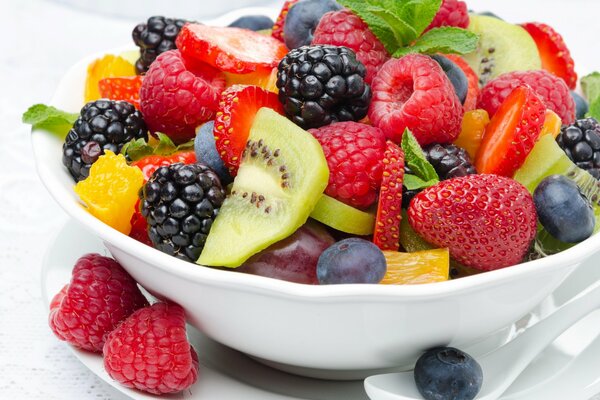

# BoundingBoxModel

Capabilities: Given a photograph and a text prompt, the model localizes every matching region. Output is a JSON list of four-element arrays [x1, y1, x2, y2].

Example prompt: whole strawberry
[[103, 302, 199, 395], [49, 254, 149, 352], [408, 175, 537, 271]]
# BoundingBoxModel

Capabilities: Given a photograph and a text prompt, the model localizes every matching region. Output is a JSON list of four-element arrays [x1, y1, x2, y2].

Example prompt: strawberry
[[98, 76, 143, 109], [373, 141, 404, 251], [444, 54, 479, 112], [176, 23, 288, 74], [408, 174, 537, 271], [272, 0, 300, 42], [214, 85, 283, 174], [475, 86, 545, 177], [521, 22, 577, 90]]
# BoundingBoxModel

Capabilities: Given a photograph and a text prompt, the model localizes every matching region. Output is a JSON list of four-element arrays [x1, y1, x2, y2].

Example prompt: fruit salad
[[24, 0, 600, 289]]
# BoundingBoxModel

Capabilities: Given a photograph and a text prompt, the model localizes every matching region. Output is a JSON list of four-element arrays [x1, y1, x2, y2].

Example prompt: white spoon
[[364, 278, 600, 400]]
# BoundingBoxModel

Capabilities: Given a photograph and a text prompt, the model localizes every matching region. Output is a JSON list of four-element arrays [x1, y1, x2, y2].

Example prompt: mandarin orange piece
[[380, 248, 450, 285], [539, 110, 562, 139], [84, 55, 136, 102], [453, 109, 490, 160], [224, 67, 279, 93]]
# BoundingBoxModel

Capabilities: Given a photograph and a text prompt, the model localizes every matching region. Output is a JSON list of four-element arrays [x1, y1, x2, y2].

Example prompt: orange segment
[[539, 110, 562, 139], [224, 67, 278, 93], [453, 109, 490, 160], [74, 151, 144, 235], [380, 248, 450, 285], [84, 55, 136, 103]]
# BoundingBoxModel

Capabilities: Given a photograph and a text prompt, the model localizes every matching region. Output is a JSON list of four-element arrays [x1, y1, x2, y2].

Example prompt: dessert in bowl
[[29, 1, 600, 381]]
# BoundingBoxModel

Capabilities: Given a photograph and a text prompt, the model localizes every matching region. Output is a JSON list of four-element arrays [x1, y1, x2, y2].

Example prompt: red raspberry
[[103, 302, 199, 395], [310, 122, 386, 209], [48, 254, 149, 352], [312, 10, 390, 84], [368, 54, 463, 146], [408, 175, 537, 271], [478, 70, 576, 125], [425, 0, 469, 32], [140, 50, 225, 144]]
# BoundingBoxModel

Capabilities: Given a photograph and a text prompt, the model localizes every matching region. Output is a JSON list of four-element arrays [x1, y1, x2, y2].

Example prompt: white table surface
[[1, 0, 599, 398]]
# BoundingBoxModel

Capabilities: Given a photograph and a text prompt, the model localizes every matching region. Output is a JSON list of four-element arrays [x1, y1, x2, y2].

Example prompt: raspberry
[[139, 50, 226, 144], [368, 54, 463, 146], [478, 70, 576, 125], [309, 121, 386, 209], [312, 10, 390, 84], [48, 254, 148, 352], [103, 302, 199, 395], [425, 0, 469, 32], [408, 175, 537, 271]]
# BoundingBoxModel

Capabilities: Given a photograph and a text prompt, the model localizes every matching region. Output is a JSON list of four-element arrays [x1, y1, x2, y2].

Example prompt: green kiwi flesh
[[198, 108, 329, 267], [309, 195, 375, 235]]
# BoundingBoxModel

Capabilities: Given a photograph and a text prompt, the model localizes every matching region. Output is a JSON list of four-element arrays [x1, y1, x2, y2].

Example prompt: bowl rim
[[30, 8, 600, 301]]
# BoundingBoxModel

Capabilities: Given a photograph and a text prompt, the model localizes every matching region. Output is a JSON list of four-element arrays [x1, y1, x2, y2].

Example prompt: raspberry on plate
[[368, 54, 463, 146], [139, 50, 225, 144], [49, 254, 149, 352], [103, 302, 199, 395], [425, 0, 469, 32], [408, 174, 537, 271], [312, 10, 390, 84], [478, 69, 576, 125], [310, 121, 386, 209]]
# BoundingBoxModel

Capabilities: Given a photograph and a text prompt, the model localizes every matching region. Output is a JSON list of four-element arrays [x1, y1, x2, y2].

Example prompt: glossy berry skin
[[228, 15, 274, 31], [237, 221, 336, 284], [312, 9, 390, 84], [534, 175, 595, 243], [369, 54, 463, 146], [408, 174, 537, 271], [444, 54, 480, 112], [139, 50, 225, 144], [309, 121, 386, 209], [49, 254, 149, 352], [556, 118, 600, 180], [432, 55, 468, 105], [414, 347, 483, 400], [425, 0, 469, 32], [317, 238, 387, 284], [571, 91, 589, 120], [478, 70, 575, 125], [132, 16, 187, 74], [103, 302, 199, 395], [283, 0, 342, 50], [194, 121, 233, 185]]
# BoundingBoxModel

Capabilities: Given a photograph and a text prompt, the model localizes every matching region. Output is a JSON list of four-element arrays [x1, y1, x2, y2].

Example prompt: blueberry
[[283, 0, 342, 50], [533, 175, 595, 243], [228, 15, 274, 31], [316, 238, 386, 284], [414, 347, 483, 400], [194, 121, 233, 185], [431, 55, 468, 105], [571, 91, 589, 120]]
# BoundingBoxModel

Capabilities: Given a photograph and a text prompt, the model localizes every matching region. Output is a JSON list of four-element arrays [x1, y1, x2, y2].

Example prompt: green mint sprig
[[121, 133, 194, 162], [401, 129, 439, 190], [337, 0, 479, 57], [581, 72, 600, 120], [22, 104, 79, 139]]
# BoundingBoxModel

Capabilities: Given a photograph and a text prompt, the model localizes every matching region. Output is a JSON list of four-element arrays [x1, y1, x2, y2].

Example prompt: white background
[[0, 0, 599, 398]]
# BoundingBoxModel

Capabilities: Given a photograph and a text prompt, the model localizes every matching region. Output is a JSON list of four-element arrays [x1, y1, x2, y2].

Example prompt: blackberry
[[132, 16, 187, 74], [276, 45, 371, 129], [140, 163, 225, 262], [556, 118, 600, 180], [63, 100, 147, 182], [402, 144, 477, 208]]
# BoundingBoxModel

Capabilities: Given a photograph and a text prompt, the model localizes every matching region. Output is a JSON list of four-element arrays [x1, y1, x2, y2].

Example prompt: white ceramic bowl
[[31, 6, 600, 381]]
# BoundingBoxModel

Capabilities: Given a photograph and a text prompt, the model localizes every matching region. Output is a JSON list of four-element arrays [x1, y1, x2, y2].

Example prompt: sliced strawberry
[[475, 86, 545, 177], [272, 0, 299, 42], [129, 207, 153, 247], [176, 23, 288, 74], [521, 22, 577, 90], [444, 54, 479, 112], [98, 76, 143, 109], [214, 85, 284, 175], [131, 151, 197, 181], [373, 141, 405, 251]]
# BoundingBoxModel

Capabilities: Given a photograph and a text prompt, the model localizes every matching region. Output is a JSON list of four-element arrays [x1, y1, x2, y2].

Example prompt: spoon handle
[[481, 278, 600, 396]]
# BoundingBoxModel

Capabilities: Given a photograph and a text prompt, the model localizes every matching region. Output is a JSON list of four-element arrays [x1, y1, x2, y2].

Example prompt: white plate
[[42, 221, 600, 400]]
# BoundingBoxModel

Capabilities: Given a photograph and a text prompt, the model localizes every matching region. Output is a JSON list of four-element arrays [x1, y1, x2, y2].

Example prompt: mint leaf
[[588, 98, 600, 121], [401, 129, 439, 190], [393, 0, 442, 37], [581, 72, 600, 102], [22, 104, 78, 139], [394, 27, 479, 57], [367, 7, 418, 48], [121, 133, 194, 161]]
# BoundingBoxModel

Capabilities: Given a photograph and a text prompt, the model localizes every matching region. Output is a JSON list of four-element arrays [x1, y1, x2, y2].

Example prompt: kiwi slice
[[464, 15, 541, 85], [400, 210, 435, 252], [198, 108, 329, 267], [309, 194, 375, 235]]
